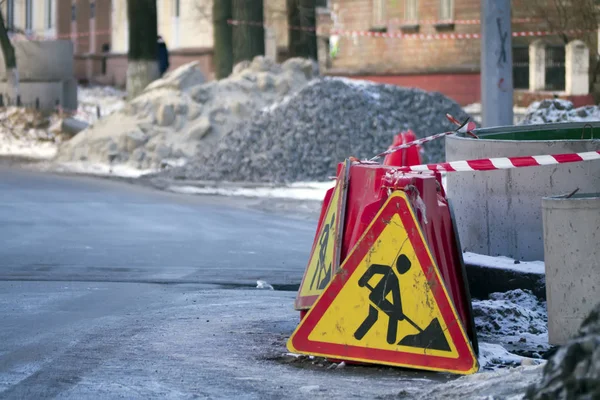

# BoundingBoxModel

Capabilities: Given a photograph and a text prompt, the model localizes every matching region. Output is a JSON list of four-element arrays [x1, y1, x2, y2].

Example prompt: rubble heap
[[519, 99, 600, 125], [525, 302, 600, 399], [159, 77, 469, 184]]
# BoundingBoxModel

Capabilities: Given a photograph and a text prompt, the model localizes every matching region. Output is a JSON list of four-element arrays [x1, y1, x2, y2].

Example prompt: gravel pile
[[472, 289, 550, 359], [519, 99, 600, 125], [159, 77, 469, 184], [525, 302, 600, 399], [55, 56, 318, 170]]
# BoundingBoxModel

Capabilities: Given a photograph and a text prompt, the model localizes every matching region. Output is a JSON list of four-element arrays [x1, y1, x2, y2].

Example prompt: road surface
[[0, 166, 316, 288], [0, 166, 540, 399]]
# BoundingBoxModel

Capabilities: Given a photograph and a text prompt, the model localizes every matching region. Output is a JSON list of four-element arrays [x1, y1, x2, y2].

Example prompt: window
[[512, 46, 529, 89], [545, 45, 566, 91], [6, 0, 14, 30], [90, 2, 96, 19], [25, 0, 33, 31], [71, 4, 77, 21], [174, 0, 180, 17], [46, 0, 54, 29], [372, 0, 386, 27], [439, 0, 453, 21], [405, 0, 418, 22]]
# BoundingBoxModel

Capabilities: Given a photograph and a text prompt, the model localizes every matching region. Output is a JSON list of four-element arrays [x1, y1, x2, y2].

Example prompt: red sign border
[[289, 191, 478, 374]]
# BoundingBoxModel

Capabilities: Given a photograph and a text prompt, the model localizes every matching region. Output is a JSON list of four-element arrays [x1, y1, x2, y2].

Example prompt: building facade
[[317, 0, 597, 106]]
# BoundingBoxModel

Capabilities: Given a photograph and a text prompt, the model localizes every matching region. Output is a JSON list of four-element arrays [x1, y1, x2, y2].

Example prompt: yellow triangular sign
[[294, 160, 349, 310], [288, 191, 479, 375]]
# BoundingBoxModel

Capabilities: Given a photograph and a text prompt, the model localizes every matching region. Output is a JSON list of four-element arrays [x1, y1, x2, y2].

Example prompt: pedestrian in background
[[157, 36, 170, 77]]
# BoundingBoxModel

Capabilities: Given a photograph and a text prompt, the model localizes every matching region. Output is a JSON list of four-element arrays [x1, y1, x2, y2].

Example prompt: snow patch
[[473, 289, 550, 359], [478, 342, 545, 371], [54, 161, 157, 178], [463, 252, 545, 275], [167, 181, 334, 201], [256, 280, 274, 290]]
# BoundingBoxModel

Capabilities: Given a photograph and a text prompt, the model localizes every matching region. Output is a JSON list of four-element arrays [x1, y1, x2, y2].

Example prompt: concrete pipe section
[[542, 193, 600, 346], [445, 122, 600, 261]]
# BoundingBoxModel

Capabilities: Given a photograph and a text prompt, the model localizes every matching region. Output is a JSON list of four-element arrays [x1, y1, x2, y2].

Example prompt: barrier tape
[[389, 150, 600, 173], [11, 29, 112, 42], [369, 114, 477, 161], [226, 19, 592, 40], [389, 17, 539, 25], [228, 19, 316, 32], [227, 17, 540, 30], [328, 28, 593, 40]]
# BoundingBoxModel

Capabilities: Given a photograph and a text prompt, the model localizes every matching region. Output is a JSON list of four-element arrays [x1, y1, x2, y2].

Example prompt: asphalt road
[[0, 166, 316, 288], [0, 166, 541, 399]]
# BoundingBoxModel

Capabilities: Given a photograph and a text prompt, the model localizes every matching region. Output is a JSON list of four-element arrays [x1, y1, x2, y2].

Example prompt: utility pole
[[481, 0, 513, 127]]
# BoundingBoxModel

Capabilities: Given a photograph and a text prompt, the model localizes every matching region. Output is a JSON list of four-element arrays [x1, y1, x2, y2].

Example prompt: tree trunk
[[232, 0, 265, 64], [213, 0, 233, 79], [126, 0, 159, 100], [287, 0, 317, 60], [0, 8, 19, 101]]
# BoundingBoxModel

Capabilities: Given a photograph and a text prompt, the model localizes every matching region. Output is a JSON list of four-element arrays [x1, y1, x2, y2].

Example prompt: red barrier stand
[[383, 130, 422, 167], [297, 159, 478, 357]]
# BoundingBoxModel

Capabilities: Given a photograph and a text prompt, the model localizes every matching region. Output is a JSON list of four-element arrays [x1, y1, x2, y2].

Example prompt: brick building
[[316, 0, 597, 106], [1, 0, 290, 86]]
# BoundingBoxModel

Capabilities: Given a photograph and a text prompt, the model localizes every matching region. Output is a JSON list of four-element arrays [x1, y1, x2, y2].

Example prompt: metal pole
[[481, 0, 514, 127]]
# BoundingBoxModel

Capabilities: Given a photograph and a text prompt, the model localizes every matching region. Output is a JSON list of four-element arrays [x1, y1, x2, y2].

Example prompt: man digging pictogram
[[353, 254, 451, 351], [309, 212, 335, 291]]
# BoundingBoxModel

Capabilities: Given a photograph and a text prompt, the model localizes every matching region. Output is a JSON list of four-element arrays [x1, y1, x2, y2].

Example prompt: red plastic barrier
[[302, 160, 477, 350], [383, 130, 422, 167], [341, 162, 476, 350]]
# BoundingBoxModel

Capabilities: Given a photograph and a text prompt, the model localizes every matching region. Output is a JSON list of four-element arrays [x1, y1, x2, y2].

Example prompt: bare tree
[[0, 3, 19, 102], [126, 0, 159, 100], [286, 0, 321, 60], [213, 0, 233, 79], [232, 0, 265, 64]]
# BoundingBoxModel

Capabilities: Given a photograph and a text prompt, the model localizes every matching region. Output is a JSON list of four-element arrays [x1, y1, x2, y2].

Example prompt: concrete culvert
[[446, 122, 600, 261]]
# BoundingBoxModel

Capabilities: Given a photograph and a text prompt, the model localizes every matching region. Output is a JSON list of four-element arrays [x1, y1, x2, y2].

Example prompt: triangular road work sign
[[288, 191, 479, 375], [294, 160, 349, 310]]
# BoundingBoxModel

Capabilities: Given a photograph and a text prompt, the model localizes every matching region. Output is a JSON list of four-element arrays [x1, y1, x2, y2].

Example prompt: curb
[[465, 260, 546, 300]]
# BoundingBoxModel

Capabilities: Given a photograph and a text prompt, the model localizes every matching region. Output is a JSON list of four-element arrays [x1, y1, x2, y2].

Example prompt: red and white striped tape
[[225, 19, 593, 40], [227, 19, 316, 32], [391, 150, 600, 173], [388, 17, 539, 25], [329, 28, 593, 40]]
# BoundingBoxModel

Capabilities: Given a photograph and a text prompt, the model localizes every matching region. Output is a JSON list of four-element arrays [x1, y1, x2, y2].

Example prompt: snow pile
[[76, 85, 126, 123], [473, 289, 550, 359], [55, 57, 318, 172], [525, 302, 600, 399], [0, 107, 64, 159], [0, 85, 126, 160], [519, 99, 600, 125], [158, 77, 469, 184]]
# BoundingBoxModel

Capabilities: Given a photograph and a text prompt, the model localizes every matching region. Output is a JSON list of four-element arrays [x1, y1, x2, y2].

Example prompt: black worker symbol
[[353, 254, 451, 351]]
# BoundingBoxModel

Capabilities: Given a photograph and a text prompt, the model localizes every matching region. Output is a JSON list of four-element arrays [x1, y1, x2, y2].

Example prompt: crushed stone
[[519, 99, 600, 125], [156, 76, 470, 184]]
